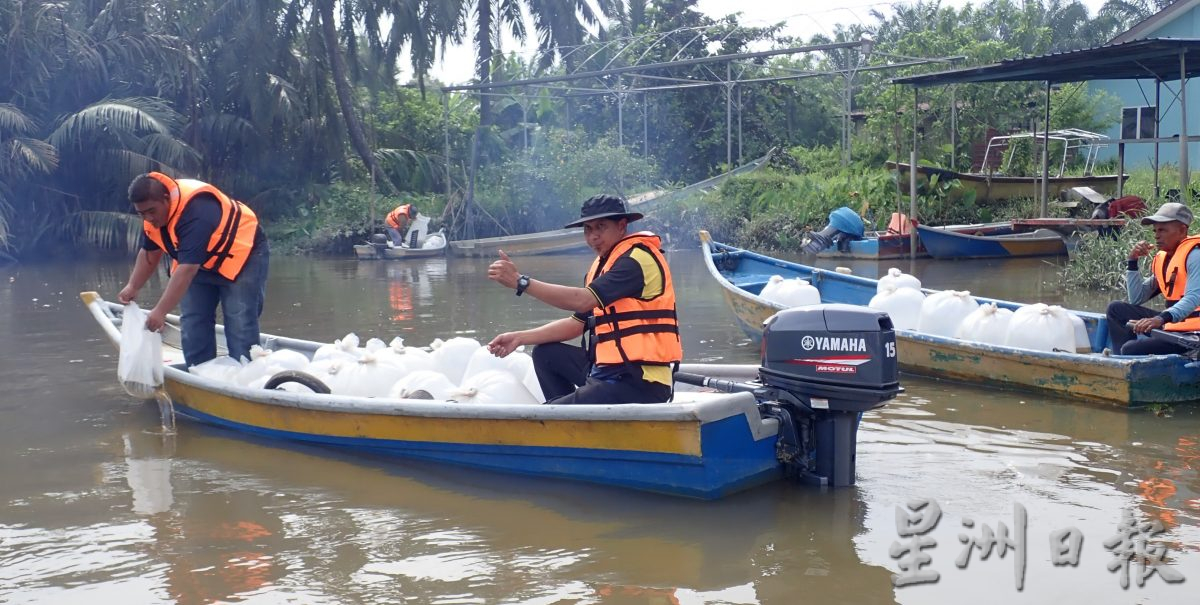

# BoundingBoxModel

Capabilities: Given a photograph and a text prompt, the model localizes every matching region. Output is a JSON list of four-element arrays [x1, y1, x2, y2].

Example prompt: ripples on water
[[1, 252, 1198, 604]]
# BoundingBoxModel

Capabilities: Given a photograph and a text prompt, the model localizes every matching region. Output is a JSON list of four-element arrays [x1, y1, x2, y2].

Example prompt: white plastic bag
[[118, 303, 164, 398]]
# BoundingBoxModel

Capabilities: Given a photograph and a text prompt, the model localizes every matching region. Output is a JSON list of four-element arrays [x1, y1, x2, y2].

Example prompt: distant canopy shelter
[[891, 37, 1200, 254]]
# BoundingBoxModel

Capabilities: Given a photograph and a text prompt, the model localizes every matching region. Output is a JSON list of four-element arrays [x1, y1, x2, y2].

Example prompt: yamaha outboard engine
[[801, 207, 866, 254], [677, 304, 900, 487]]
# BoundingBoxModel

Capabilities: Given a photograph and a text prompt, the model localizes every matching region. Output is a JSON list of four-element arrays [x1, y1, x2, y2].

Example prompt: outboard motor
[[677, 304, 900, 487], [368, 233, 390, 256], [801, 207, 866, 254]]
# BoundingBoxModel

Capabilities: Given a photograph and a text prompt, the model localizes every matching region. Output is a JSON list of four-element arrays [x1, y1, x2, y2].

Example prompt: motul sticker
[[816, 365, 857, 374]]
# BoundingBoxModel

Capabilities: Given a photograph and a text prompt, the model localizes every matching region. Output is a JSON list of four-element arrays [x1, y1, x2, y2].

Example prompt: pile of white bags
[[955, 303, 1014, 346], [188, 331, 544, 404], [422, 233, 446, 249], [1003, 303, 1079, 353], [917, 290, 980, 338], [759, 275, 821, 307], [877, 267, 922, 293], [867, 269, 924, 331]]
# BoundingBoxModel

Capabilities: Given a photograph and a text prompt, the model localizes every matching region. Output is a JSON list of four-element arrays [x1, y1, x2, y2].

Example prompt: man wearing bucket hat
[[1105, 201, 1200, 354], [486, 194, 682, 404]]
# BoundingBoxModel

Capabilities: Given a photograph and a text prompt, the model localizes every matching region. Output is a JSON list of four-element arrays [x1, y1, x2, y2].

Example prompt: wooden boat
[[915, 224, 1067, 259], [448, 228, 588, 257], [816, 222, 1014, 260], [81, 291, 892, 498], [890, 128, 1127, 202], [699, 230, 1200, 408], [353, 229, 447, 260], [888, 161, 1125, 202]]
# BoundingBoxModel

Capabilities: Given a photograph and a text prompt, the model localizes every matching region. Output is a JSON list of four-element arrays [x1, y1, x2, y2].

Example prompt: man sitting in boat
[[485, 194, 682, 404], [384, 204, 418, 247], [117, 172, 270, 367], [1106, 202, 1200, 355]]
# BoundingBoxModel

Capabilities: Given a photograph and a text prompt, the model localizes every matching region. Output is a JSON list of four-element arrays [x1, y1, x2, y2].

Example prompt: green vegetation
[[0, 0, 1171, 269]]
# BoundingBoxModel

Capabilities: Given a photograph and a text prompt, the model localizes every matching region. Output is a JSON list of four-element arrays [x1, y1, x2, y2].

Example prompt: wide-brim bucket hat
[[564, 194, 644, 228]]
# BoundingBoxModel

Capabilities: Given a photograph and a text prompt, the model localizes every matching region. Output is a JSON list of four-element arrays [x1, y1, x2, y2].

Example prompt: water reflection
[[111, 418, 896, 604], [4, 252, 1200, 604]]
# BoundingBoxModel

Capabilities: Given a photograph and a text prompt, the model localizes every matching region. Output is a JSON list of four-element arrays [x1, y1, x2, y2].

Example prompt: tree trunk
[[316, 0, 381, 183], [475, 0, 493, 127]]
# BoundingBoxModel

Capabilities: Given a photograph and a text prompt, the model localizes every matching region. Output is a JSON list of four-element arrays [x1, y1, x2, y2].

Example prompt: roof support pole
[[910, 87, 919, 260], [617, 75, 624, 149], [737, 83, 744, 164], [443, 92, 452, 203], [1180, 49, 1190, 198], [726, 62, 733, 167], [1155, 81, 1161, 199], [1040, 81, 1051, 218], [643, 91, 649, 157], [949, 85, 957, 172]]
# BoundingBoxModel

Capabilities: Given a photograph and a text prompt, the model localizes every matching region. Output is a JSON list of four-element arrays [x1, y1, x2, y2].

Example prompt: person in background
[[485, 194, 682, 404], [1106, 202, 1200, 355], [384, 204, 418, 247], [118, 172, 269, 367]]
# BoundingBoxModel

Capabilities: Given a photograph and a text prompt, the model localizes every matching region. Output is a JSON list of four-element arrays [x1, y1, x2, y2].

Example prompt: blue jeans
[[385, 226, 404, 246], [180, 242, 269, 366]]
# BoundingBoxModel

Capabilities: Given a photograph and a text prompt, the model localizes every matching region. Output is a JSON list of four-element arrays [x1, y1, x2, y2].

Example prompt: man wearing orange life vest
[[486, 195, 681, 404], [1106, 202, 1200, 355], [384, 204, 417, 247], [117, 172, 269, 367]]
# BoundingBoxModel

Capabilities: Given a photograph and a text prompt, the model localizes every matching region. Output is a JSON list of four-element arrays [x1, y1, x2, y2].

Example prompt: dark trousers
[[1105, 301, 1188, 355], [531, 342, 672, 404], [181, 242, 269, 366]]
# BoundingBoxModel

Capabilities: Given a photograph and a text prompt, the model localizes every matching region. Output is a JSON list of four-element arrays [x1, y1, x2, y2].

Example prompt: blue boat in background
[[916, 224, 1068, 259], [700, 230, 1200, 408]]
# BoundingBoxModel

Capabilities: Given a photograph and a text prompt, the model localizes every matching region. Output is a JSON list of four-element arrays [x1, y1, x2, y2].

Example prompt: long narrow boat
[[915, 224, 1067, 259], [81, 291, 894, 498], [448, 228, 588, 257], [699, 230, 1200, 408], [888, 161, 1125, 202], [815, 222, 1014, 260], [353, 230, 448, 260]]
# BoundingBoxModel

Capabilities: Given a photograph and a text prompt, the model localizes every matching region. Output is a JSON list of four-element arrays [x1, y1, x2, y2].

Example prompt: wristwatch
[[515, 274, 531, 296]]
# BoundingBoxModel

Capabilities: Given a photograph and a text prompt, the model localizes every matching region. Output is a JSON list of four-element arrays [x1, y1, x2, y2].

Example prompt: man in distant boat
[[1106, 202, 1200, 355], [384, 204, 418, 247], [485, 194, 682, 404], [117, 172, 269, 367]]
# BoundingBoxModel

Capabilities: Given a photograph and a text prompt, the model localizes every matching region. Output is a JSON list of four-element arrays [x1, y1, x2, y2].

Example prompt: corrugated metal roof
[[891, 38, 1200, 87]]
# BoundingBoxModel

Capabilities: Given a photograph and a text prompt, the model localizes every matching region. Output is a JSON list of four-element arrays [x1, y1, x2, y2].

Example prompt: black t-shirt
[[572, 245, 665, 323], [142, 193, 264, 264]]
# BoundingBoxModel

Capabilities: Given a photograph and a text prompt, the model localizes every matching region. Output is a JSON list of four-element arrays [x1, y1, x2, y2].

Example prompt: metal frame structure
[[892, 38, 1200, 257], [435, 28, 959, 238]]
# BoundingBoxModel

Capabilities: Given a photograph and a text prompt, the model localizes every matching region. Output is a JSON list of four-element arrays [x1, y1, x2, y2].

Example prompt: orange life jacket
[[584, 232, 682, 366], [141, 172, 259, 281], [1152, 235, 1200, 332], [385, 204, 413, 230]]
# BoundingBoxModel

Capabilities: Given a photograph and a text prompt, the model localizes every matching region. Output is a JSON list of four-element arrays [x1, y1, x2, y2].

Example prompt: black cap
[[563, 194, 643, 228]]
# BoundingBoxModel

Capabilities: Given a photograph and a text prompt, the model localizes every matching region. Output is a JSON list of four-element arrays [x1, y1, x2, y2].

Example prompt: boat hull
[[888, 162, 1125, 201], [449, 228, 590, 257], [700, 231, 1200, 407], [80, 293, 785, 499], [916, 224, 1067, 259], [353, 243, 446, 259]]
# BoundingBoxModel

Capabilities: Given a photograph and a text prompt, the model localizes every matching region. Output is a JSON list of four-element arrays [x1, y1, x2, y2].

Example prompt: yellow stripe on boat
[[167, 379, 702, 455]]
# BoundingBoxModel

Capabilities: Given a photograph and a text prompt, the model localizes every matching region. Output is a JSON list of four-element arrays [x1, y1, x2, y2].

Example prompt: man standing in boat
[[117, 172, 270, 367], [486, 194, 682, 404], [384, 203, 418, 247], [1106, 202, 1200, 355]]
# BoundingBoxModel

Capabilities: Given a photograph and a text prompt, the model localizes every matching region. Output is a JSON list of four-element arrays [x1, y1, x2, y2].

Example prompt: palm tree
[[466, 0, 605, 126]]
